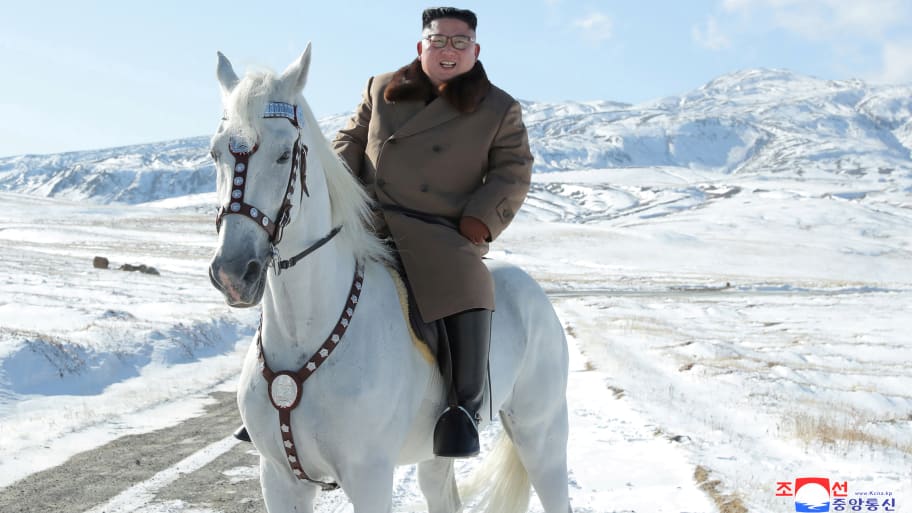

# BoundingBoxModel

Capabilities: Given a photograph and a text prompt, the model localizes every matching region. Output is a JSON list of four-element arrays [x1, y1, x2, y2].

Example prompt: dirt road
[[0, 392, 266, 513]]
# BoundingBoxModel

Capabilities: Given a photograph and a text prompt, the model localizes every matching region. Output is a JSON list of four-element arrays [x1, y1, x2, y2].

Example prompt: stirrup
[[233, 425, 252, 443], [433, 406, 480, 458]]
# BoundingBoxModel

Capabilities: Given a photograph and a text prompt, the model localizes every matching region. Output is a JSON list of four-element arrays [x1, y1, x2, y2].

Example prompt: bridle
[[214, 101, 340, 274]]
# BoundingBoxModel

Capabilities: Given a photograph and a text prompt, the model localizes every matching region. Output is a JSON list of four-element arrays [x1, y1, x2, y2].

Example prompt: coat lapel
[[392, 97, 461, 139], [382, 98, 425, 137]]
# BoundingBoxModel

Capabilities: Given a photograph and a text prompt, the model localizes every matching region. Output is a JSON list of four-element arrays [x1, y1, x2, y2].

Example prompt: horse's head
[[208, 45, 320, 307]]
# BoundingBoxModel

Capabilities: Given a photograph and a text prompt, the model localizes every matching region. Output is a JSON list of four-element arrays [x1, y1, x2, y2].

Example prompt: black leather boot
[[233, 425, 251, 442], [433, 308, 492, 458]]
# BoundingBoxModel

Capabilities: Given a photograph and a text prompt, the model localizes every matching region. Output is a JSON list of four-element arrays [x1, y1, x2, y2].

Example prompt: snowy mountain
[[1, 68, 910, 204], [524, 69, 912, 177], [0, 137, 213, 204]]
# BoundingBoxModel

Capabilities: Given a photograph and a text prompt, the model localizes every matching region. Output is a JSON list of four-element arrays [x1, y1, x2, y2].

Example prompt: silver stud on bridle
[[214, 102, 339, 274]]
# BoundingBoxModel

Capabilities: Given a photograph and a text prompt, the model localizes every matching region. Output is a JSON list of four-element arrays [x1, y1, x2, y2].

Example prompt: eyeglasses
[[423, 34, 475, 50]]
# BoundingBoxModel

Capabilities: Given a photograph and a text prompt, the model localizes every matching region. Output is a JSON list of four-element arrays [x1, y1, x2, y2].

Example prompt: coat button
[[420, 184, 429, 192], [432, 145, 442, 153], [376, 178, 386, 187]]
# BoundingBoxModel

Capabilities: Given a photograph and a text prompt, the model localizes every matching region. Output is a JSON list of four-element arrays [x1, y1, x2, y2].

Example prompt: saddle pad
[[386, 265, 440, 365]]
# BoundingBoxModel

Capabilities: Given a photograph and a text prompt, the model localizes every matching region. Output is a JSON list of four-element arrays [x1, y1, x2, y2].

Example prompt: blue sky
[[2, 0, 911, 157]]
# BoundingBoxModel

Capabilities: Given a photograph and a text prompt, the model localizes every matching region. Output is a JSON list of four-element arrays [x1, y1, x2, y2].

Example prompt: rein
[[257, 264, 365, 490], [273, 226, 342, 274]]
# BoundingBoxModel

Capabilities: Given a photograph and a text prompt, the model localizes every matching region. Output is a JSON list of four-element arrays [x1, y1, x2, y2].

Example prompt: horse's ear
[[217, 51, 240, 94], [280, 43, 312, 94]]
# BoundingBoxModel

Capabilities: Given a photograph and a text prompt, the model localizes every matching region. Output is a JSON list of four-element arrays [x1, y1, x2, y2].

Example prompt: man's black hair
[[422, 7, 477, 31]]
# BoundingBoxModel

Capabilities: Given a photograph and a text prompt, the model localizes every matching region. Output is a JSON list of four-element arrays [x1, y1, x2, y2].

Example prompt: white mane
[[298, 98, 392, 265], [224, 71, 390, 265]]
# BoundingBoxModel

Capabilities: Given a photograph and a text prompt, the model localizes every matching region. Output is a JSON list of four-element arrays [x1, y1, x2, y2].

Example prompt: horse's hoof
[[433, 406, 480, 458], [233, 425, 252, 443]]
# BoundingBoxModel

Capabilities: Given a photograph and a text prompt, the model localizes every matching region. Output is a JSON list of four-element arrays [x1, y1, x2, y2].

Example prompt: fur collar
[[383, 59, 491, 114]]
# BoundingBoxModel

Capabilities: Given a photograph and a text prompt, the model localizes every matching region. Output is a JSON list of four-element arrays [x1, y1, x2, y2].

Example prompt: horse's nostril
[[243, 260, 262, 283]]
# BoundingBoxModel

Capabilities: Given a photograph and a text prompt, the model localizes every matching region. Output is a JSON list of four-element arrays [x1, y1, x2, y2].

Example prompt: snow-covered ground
[[2, 165, 909, 511], [1, 68, 910, 512]]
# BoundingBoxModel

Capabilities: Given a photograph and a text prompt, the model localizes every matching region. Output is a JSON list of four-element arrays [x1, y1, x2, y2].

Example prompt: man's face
[[417, 18, 480, 86]]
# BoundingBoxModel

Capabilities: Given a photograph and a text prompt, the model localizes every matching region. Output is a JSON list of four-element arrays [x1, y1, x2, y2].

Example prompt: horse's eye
[[209, 149, 219, 161], [277, 150, 292, 164]]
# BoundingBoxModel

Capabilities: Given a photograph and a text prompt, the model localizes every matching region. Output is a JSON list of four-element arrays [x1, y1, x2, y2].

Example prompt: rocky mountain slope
[[1, 68, 909, 205]]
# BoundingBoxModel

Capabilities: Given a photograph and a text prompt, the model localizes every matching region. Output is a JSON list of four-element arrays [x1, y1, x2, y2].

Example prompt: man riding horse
[[237, 6, 533, 458]]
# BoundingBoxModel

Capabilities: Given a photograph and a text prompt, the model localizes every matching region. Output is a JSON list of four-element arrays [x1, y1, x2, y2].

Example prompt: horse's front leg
[[260, 458, 318, 513], [340, 458, 396, 513]]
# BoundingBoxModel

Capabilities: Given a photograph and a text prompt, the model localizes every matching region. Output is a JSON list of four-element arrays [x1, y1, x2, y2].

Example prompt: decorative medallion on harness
[[268, 372, 301, 410], [257, 265, 365, 490]]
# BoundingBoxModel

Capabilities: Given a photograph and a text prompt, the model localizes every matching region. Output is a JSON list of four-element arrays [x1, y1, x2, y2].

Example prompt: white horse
[[208, 45, 572, 513]]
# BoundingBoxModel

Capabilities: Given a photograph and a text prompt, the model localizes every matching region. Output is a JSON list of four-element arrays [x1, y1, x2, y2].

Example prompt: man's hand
[[459, 216, 490, 244]]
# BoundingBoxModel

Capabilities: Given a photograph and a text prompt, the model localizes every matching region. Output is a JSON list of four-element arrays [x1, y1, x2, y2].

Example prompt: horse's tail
[[459, 431, 530, 513]]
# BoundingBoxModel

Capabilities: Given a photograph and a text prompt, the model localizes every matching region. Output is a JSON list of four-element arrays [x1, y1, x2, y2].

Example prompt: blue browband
[[263, 102, 303, 128], [222, 102, 303, 128]]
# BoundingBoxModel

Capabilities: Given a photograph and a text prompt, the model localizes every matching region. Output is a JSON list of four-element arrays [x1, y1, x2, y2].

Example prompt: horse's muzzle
[[209, 255, 268, 308]]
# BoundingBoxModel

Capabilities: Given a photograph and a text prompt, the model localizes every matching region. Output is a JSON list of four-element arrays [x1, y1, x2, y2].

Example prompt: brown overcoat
[[333, 59, 533, 322]]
